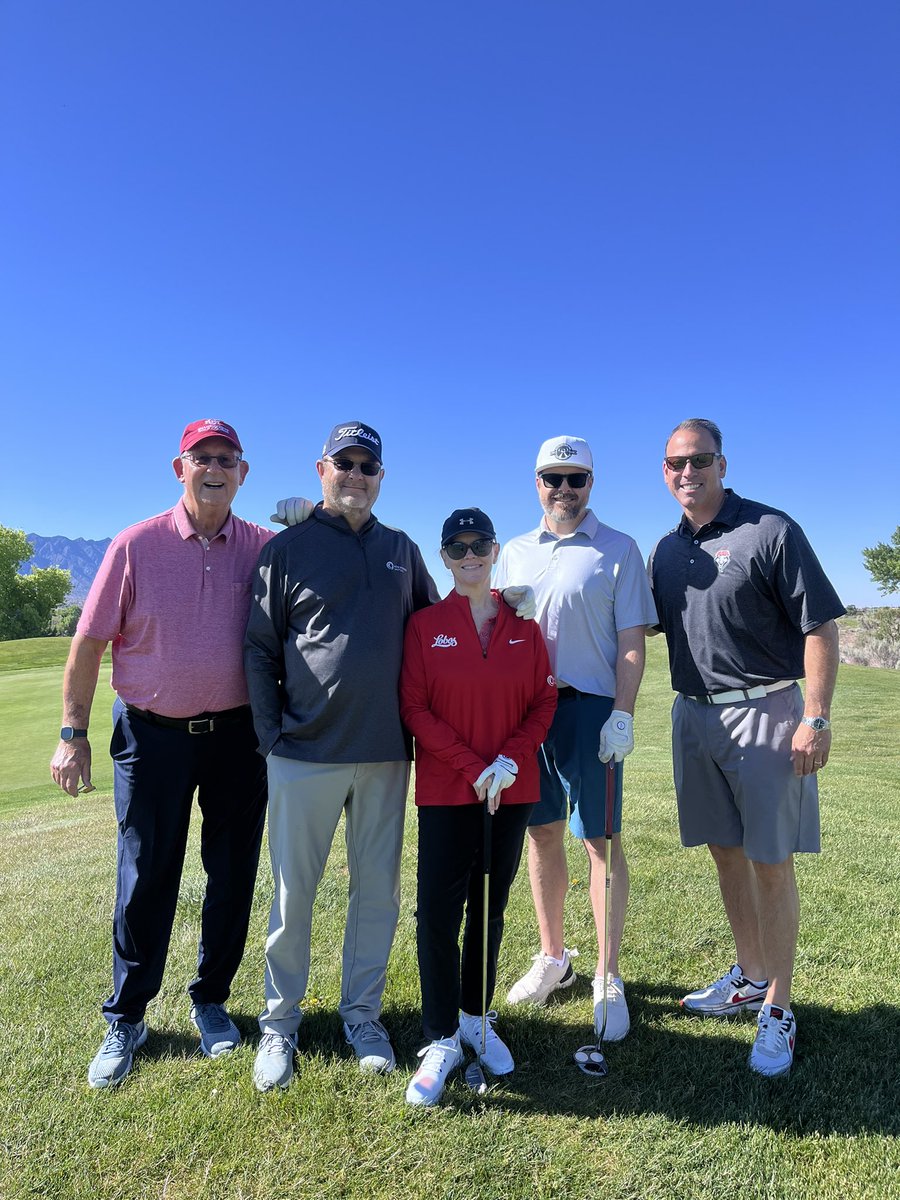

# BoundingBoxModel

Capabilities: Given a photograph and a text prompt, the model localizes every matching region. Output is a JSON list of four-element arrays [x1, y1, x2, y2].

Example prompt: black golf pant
[[103, 700, 267, 1025], [415, 801, 533, 1041]]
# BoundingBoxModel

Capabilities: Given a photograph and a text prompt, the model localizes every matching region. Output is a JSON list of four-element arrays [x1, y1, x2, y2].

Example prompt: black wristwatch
[[60, 727, 89, 741], [801, 716, 830, 732]]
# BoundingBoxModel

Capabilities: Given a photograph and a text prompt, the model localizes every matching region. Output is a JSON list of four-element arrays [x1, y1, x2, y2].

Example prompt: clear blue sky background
[[1, 1, 897, 605]]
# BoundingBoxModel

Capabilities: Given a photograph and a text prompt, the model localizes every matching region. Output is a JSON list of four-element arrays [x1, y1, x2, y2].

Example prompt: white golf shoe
[[459, 1010, 514, 1075], [592, 974, 630, 1041], [405, 1033, 463, 1106], [506, 948, 578, 1006]]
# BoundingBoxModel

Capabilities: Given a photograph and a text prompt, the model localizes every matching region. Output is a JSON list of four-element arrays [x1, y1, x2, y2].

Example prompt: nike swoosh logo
[[509, 639, 525, 644]]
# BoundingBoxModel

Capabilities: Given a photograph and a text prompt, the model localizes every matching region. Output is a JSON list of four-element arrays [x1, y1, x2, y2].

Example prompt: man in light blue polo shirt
[[494, 435, 658, 1040]]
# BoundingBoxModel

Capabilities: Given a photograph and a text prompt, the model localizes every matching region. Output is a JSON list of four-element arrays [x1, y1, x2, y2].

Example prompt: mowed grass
[[1, 638, 897, 1200]]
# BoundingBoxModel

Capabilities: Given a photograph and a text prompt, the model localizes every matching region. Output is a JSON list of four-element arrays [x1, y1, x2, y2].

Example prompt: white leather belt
[[683, 679, 796, 705]]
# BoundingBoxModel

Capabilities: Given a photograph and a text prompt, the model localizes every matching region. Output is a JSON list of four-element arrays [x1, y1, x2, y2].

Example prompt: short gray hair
[[666, 418, 723, 454]]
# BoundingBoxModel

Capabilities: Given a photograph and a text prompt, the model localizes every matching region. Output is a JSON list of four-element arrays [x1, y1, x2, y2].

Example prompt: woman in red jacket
[[399, 507, 557, 1107]]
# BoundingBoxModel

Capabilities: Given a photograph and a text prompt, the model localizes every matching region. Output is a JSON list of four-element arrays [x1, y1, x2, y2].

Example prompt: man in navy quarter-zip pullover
[[244, 421, 439, 1090]]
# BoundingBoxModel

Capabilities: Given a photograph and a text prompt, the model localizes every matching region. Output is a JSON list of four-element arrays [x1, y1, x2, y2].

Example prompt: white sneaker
[[592, 975, 630, 1041], [253, 1032, 297, 1092], [749, 1004, 796, 1077], [681, 964, 768, 1016], [343, 1019, 395, 1073], [405, 1033, 463, 1107], [506, 948, 578, 1006], [459, 1010, 514, 1075]]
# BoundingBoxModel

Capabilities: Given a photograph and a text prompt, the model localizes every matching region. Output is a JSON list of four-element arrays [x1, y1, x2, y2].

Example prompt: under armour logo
[[459, 517, 475, 525]]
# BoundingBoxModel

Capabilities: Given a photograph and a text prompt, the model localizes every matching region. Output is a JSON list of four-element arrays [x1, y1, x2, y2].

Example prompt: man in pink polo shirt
[[50, 418, 277, 1089]]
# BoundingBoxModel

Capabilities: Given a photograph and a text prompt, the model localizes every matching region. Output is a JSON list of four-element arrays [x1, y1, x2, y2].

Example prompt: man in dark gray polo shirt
[[648, 417, 843, 1077]]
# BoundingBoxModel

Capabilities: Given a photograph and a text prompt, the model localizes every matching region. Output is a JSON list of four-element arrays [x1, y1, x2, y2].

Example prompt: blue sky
[[1, 1, 897, 605]]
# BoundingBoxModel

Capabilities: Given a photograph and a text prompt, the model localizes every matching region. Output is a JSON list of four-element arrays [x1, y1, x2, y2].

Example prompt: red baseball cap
[[180, 419, 243, 454]]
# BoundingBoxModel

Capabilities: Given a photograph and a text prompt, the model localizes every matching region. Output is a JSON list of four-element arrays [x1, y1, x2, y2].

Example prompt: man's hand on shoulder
[[500, 585, 536, 621], [271, 497, 315, 527]]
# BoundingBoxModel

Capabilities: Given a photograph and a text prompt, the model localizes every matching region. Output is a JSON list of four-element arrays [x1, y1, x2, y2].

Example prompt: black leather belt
[[557, 686, 592, 700], [125, 704, 252, 734]]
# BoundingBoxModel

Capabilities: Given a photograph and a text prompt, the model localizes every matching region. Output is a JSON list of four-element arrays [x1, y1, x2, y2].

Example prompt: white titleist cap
[[535, 436, 594, 474]]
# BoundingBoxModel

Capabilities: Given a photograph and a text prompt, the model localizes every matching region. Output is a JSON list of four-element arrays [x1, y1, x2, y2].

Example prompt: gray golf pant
[[259, 756, 409, 1036]]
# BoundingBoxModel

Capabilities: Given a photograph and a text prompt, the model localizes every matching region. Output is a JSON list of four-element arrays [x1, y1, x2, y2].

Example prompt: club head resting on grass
[[464, 1057, 488, 1094], [573, 1044, 609, 1077]]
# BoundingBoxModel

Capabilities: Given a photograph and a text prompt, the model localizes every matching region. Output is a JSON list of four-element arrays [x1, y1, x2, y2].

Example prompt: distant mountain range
[[20, 534, 111, 603]]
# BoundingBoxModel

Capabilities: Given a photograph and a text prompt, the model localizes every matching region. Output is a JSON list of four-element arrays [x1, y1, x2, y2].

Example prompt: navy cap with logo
[[323, 421, 383, 463], [441, 507, 496, 546]]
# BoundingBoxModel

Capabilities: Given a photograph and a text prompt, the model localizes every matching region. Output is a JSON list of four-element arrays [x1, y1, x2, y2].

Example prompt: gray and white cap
[[535, 436, 593, 474]]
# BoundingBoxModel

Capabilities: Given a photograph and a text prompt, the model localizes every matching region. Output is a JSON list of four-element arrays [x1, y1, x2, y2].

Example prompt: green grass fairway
[[1, 639, 897, 1199]]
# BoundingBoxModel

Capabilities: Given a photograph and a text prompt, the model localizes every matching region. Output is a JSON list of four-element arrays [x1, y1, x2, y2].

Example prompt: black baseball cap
[[441, 507, 496, 546], [322, 421, 383, 463]]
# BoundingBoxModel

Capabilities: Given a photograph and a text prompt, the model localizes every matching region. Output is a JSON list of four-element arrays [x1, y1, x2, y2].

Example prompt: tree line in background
[[0, 526, 80, 640], [0, 522, 898, 656]]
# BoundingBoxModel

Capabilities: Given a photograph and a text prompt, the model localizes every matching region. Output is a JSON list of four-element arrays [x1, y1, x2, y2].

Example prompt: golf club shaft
[[598, 759, 616, 1044], [481, 794, 492, 1056]]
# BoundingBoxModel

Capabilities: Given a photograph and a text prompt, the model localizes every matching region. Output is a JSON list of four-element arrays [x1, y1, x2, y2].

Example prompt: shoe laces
[[260, 1032, 294, 1056], [350, 1019, 389, 1046], [100, 1022, 135, 1055], [416, 1037, 458, 1074], [193, 1003, 230, 1031], [465, 1010, 500, 1042], [528, 947, 577, 979], [595, 975, 624, 1002]]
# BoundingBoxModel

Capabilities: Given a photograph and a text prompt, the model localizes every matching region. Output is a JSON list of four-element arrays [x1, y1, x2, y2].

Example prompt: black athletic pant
[[103, 699, 267, 1025], [415, 801, 533, 1041]]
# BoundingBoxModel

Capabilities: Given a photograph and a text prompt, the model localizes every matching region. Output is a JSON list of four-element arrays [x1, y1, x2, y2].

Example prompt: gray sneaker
[[253, 1032, 297, 1092], [191, 1003, 241, 1058], [87, 1020, 148, 1089], [344, 1019, 395, 1073]]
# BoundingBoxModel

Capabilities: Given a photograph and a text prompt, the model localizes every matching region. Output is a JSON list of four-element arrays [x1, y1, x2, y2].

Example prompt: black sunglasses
[[326, 457, 381, 476], [664, 453, 721, 471], [443, 538, 495, 560], [539, 471, 591, 489]]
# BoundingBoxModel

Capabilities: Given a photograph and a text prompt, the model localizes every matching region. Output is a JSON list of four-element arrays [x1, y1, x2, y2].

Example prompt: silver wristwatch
[[801, 716, 830, 732]]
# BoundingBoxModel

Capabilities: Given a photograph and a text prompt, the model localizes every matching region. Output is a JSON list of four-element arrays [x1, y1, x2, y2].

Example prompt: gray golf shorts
[[671, 683, 820, 864]]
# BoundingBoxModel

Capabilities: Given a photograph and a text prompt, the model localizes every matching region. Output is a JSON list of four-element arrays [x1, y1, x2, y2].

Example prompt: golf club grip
[[605, 760, 616, 840], [483, 794, 492, 874]]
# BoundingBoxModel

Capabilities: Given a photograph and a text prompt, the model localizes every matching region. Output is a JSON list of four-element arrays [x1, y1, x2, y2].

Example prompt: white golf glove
[[474, 754, 518, 810], [271, 496, 316, 527], [598, 710, 634, 763], [501, 585, 536, 621]]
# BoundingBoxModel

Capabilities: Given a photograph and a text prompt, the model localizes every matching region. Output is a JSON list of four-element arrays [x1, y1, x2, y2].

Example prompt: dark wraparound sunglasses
[[443, 538, 495, 560], [327, 457, 381, 476], [539, 471, 591, 489], [664, 453, 721, 471]]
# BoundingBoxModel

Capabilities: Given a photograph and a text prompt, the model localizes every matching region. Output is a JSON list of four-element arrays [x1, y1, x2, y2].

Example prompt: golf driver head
[[573, 1044, 609, 1077], [464, 1058, 488, 1095]]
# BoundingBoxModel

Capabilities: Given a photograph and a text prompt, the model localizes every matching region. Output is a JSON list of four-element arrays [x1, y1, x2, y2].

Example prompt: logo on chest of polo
[[432, 634, 458, 648], [386, 561, 408, 572], [714, 548, 731, 574]]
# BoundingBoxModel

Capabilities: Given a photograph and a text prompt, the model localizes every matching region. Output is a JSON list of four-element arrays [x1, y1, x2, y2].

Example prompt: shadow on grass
[[122, 986, 898, 1137], [204, 985, 898, 1137], [482, 980, 900, 1137]]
